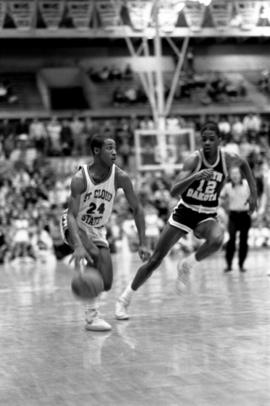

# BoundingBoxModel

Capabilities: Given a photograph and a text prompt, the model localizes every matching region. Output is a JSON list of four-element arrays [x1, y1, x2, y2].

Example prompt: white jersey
[[76, 164, 116, 229]]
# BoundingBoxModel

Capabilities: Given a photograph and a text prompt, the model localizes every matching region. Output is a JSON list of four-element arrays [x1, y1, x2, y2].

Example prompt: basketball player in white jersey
[[115, 121, 258, 320], [61, 133, 150, 331]]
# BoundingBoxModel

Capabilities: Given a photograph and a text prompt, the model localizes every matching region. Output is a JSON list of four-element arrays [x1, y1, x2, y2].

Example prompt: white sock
[[120, 283, 134, 304], [185, 253, 198, 268], [98, 291, 108, 304], [85, 296, 100, 312], [85, 296, 101, 323]]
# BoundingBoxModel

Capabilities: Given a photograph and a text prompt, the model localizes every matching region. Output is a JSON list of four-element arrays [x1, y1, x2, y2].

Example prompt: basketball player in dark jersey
[[115, 121, 258, 320]]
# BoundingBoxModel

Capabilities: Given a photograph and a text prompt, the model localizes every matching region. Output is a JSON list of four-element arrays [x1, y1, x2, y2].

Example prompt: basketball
[[71, 267, 104, 300]]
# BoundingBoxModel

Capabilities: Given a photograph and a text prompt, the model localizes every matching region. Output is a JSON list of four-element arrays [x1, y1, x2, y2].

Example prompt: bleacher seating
[[0, 66, 268, 118], [88, 75, 147, 108], [0, 72, 43, 110]]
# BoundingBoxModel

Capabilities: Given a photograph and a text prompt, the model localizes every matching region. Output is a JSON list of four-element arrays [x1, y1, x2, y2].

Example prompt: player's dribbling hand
[[195, 168, 214, 181], [138, 245, 151, 262], [69, 245, 94, 273]]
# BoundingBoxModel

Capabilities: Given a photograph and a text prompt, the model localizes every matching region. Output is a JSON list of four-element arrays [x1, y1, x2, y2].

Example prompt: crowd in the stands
[[1, 112, 269, 161], [0, 112, 270, 264], [88, 63, 134, 83], [87, 55, 251, 107]]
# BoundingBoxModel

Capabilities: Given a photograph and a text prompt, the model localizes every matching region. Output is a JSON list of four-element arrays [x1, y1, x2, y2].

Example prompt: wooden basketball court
[[1, 248, 269, 406]]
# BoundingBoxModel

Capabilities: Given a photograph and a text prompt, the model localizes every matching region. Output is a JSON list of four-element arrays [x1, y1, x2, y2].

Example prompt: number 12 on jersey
[[197, 179, 217, 194]]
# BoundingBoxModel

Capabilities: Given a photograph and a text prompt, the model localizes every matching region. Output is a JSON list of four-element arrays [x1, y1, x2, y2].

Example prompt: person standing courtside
[[60, 133, 150, 331], [115, 121, 258, 321], [220, 166, 252, 273]]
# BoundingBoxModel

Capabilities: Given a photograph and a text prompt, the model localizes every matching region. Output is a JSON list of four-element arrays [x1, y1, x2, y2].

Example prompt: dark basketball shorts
[[168, 203, 218, 235]]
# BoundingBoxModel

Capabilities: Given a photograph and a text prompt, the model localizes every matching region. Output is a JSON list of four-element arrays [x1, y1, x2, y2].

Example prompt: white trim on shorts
[[197, 217, 218, 226], [168, 213, 192, 234], [168, 210, 218, 236], [181, 200, 218, 214]]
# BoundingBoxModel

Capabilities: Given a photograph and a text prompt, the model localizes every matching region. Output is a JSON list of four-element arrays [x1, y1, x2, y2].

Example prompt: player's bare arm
[[170, 152, 213, 198], [116, 167, 150, 261], [67, 171, 98, 266], [225, 152, 258, 213]]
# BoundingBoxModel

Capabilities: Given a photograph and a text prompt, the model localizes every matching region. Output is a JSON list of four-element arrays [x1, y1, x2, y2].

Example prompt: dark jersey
[[181, 148, 228, 213]]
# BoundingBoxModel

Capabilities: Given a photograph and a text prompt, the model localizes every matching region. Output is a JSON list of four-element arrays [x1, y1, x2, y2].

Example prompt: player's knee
[[102, 278, 112, 291], [103, 282, 112, 291], [209, 230, 224, 251]]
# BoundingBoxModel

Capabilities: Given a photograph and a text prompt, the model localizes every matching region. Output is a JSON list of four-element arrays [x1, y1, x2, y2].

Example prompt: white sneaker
[[85, 309, 112, 331], [176, 258, 192, 293], [115, 299, 130, 320]]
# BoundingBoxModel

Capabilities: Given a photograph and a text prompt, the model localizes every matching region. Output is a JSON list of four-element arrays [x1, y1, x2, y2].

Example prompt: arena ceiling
[[0, 0, 270, 38]]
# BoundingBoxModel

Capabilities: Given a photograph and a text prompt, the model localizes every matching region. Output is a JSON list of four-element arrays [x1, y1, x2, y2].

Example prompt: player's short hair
[[200, 121, 220, 138], [90, 133, 112, 155]]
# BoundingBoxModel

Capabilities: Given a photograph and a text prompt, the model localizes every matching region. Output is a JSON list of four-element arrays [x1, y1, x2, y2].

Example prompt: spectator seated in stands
[[113, 86, 127, 105], [0, 82, 8, 101], [124, 86, 138, 104], [113, 84, 145, 106], [123, 63, 134, 81], [258, 69, 270, 93], [97, 66, 110, 82], [88, 66, 110, 82], [88, 67, 100, 82], [9, 133, 37, 171], [205, 72, 229, 102], [226, 78, 247, 99], [90, 63, 135, 83], [0, 79, 18, 104], [5, 80, 18, 104], [109, 65, 122, 81], [201, 72, 247, 104]]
